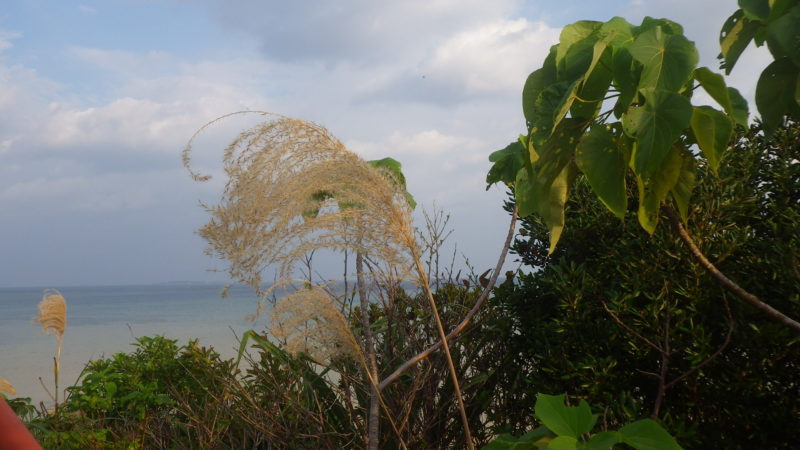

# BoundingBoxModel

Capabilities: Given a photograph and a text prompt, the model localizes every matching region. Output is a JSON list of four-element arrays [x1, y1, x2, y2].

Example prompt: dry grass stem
[[35, 289, 67, 406]]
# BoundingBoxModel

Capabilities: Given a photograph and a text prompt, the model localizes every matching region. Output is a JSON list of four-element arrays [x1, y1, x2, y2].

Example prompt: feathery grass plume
[[35, 289, 66, 406], [0, 378, 15, 396], [183, 113, 417, 296], [270, 286, 362, 364]]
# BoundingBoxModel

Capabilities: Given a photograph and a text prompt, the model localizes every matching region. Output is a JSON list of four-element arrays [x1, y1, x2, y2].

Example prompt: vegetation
[[480, 121, 800, 448]]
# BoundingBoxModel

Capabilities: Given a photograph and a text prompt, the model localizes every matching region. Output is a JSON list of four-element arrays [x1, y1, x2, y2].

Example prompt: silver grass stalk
[[35, 289, 66, 408]]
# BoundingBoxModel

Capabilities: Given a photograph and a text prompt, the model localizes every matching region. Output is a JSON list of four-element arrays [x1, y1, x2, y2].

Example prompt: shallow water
[[0, 283, 268, 405]]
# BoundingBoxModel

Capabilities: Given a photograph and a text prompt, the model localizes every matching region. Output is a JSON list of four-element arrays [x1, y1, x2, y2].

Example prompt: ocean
[[0, 283, 267, 405]]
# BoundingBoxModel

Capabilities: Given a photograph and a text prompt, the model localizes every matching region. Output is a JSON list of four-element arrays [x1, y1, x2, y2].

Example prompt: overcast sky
[[0, 0, 770, 287]]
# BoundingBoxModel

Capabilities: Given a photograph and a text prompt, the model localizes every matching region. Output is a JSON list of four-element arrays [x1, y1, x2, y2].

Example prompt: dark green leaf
[[739, 0, 770, 21], [623, 88, 693, 180], [523, 48, 558, 126], [556, 21, 603, 80], [636, 145, 682, 233], [635, 17, 684, 36], [518, 426, 556, 443], [670, 150, 696, 223], [619, 419, 682, 450], [533, 118, 584, 190], [534, 393, 596, 438], [719, 9, 759, 74], [690, 105, 733, 174], [530, 81, 573, 147], [727, 87, 750, 126], [765, 4, 800, 63], [571, 33, 616, 119], [548, 436, 579, 450], [487, 140, 528, 187], [755, 57, 799, 135], [536, 165, 571, 254], [481, 434, 537, 450], [612, 45, 640, 117], [600, 16, 635, 46], [515, 168, 537, 218], [693, 67, 749, 126], [576, 125, 628, 219], [585, 432, 623, 450], [630, 27, 699, 92]]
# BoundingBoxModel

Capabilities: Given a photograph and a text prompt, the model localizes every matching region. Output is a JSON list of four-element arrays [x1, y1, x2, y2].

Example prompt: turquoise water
[[0, 284, 268, 405]]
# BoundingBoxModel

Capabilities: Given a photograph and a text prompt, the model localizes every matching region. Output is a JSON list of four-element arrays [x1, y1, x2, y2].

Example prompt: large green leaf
[[571, 33, 616, 119], [726, 87, 750, 127], [533, 166, 571, 254], [585, 432, 622, 450], [765, 4, 800, 63], [612, 45, 640, 117], [576, 125, 628, 219], [600, 16, 634, 46], [630, 26, 698, 92], [530, 81, 573, 148], [690, 106, 733, 174], [636, 145, 683, 233], [619, 419, 682, 450], [635, 17, 684, 36], [692, 67, 749, 126], [481, 434, 538, 450], [487, 138, 528, 187], [623, 88, 693, 180], [719, 9, 759, 74], [533, 118, 584, 189], [739, 0, 770, 21], [556, 21, 603, 80], [515, 167, 537, 218], [534, 394, 596, 438], [523, 48, 558, 126], [547, 436, 579, 450], [670, 150, 697, 223], [755, 57, 799, 135]]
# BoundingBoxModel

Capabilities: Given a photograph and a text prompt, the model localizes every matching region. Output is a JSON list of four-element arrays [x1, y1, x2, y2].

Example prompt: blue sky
[[0, 0, 770, 287]]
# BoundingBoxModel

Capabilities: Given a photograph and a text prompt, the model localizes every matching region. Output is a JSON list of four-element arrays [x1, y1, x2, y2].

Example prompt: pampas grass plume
[[0, 378, 15, 396], [36, 289, 67, 340]]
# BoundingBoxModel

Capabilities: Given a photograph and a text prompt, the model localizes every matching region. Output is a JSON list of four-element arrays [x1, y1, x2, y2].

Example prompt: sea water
[[0, 283, 267, 405]]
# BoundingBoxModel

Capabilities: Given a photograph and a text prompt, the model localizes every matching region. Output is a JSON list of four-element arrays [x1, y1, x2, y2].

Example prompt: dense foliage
[[482, 122, 800, 447]]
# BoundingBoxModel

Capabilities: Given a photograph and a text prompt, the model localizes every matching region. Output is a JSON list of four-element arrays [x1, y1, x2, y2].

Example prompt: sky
[[0, 0, 771, 287]]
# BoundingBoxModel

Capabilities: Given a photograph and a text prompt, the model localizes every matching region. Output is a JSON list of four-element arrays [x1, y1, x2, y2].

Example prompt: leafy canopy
[[719, 0, 800, 136], [487, 16, 747, 251]]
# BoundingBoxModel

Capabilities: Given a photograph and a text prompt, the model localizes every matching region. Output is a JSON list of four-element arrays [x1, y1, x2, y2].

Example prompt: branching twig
[[379, 209, 518, 391], [665, 207, 800, 333], [601, 301, 663, 353], [665, 296, 735, 389]]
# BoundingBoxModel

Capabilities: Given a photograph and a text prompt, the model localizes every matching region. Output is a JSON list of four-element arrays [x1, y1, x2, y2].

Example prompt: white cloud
[[209, 0, 519, 64], [0, 31, 21, 53], [78, 4, 97, 14]]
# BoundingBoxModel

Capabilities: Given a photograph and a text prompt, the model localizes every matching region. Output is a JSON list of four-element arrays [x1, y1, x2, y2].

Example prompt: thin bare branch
[[379, 208, 517, 391], [665, 207, 800, 333], [665, 296, 735, 389], [601, 301, 663, 353]]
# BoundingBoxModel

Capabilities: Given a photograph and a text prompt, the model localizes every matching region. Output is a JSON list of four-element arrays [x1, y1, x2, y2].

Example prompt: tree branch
[[379, 209, 518, 391], [665, 208, 800, 334], [665, 296, 735, 390], [601, 301, 663, 353]]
